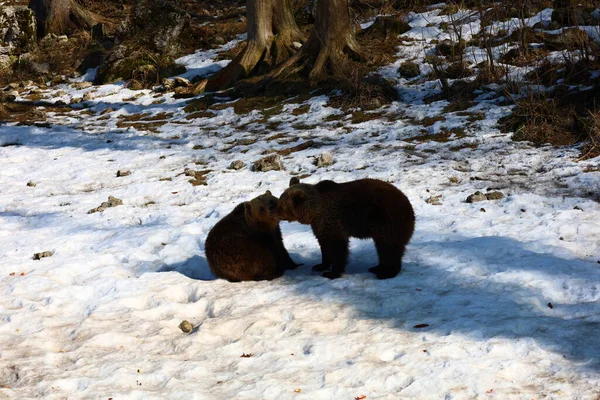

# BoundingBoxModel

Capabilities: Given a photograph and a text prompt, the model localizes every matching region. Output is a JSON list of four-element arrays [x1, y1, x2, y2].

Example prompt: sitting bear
[[277, 178, 415, 279], [205, 191, 299, 282]]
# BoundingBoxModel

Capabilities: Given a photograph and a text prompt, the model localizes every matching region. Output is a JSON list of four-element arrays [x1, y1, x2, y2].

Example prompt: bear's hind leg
[[373, 238, 404, 280]]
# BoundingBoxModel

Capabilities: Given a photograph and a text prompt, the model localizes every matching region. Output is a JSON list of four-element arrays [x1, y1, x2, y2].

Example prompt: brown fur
[[205, 191, 299, 282], [277, 178, 415, 279]]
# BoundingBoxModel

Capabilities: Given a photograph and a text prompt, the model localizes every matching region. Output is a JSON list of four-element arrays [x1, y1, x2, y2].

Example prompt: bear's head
[[244, 190, 280, 231], [277, 177, 320, 224]]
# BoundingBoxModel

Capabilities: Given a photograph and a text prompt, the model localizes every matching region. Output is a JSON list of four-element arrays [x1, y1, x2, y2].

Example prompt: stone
[[0, 6, 36, 56], [316, 152, 334, 168], [173, 77, 191, 87], [82, 92, 94, 101], [436, 39, 465, 57], [162, 78, 175, 89], [485, 191, 505, 200], [29, 61, 50, 74], [229, 160, 246, 170], [363, 16, 411, 38], [426, 195, 442, 205], [466, 191, 487, 203], [72, 82, 93, 90], [179, 320, 193, 333], [132, 0, 191, 56], [116, 170, 131, 177], [0, 55, 13, 70], [212, 36, 226, 45], [100, 108, 115, 115], [87, 196, 124, 214], [0, 91, 17, 102], [253, 154, 283, 172], [26, 180, 36, 187], [398, 61, 420, 78], [33, 251, 53, 260]]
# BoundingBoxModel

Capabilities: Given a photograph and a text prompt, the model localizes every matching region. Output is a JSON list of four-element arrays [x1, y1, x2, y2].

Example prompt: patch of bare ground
[[407, 127, 468, 143]]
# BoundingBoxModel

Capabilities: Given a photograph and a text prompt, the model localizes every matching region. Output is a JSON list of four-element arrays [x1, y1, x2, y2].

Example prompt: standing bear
[[277, 178, 415, 279], [205, 191, 299, 282]]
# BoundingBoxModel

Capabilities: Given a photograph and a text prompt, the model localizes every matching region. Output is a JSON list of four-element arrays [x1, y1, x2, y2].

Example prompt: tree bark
[[268, 0, 363, 85], [203, 0, 305, 92], [29, 0, 104, 37]]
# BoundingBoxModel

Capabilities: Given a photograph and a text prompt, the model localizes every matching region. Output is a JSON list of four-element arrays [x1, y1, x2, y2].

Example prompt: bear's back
[[319, 178, 414, 239]]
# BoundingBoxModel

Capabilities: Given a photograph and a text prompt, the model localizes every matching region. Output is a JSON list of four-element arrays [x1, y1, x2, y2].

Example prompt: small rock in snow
[[426, 195, 442, 205], [173, 77, 191, 87], [253, 154, 283, 172], [316, 152, 334, 168], [82, 92, 94, 101], [229, 160, 246, 170], [466, 191, 487, 203], [26, 180, 36, 187], [179, 320, 193, 333], [72, 82, 93, 90], [33, 251, 53, 260], [87, 196, 123, 214], [485, 191, 504, 200], [116, 170, 131, 177]]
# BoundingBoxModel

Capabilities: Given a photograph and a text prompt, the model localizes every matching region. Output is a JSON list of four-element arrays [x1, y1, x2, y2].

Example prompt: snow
[[2, 6, 600, 400]]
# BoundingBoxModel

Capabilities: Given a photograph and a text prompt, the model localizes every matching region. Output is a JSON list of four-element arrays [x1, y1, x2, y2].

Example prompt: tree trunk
[[269, 0, 363, 84], [203, 0, 304, 92], [29, 0, 104, 37]]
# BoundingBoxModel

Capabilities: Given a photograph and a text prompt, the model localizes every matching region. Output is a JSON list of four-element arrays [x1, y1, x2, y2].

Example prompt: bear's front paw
[[375, 271, 398, 280], [322, 271, 342, 279], [312, 264, 330, 272]]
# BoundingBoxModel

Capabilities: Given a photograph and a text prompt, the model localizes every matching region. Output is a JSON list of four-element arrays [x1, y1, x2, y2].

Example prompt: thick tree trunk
[[29, 0, 104, 37], [203, 0, 304, 92], [269, 0, 363, 84]]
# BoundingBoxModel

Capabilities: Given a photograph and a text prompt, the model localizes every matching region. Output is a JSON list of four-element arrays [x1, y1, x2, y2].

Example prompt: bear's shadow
[[158, 255, 216, 280]]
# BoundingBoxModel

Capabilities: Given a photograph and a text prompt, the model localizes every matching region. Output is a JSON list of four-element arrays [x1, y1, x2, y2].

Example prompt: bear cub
[[277, 178, 415, 280], [205, 191, 299, 282]]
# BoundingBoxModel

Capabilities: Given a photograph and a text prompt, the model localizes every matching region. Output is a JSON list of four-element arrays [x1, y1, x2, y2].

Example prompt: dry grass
[[499, 94, 580, 146]]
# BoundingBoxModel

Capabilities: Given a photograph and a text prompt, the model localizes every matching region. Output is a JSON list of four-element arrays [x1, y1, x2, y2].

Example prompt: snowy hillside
[[2, 5, 600, 400]]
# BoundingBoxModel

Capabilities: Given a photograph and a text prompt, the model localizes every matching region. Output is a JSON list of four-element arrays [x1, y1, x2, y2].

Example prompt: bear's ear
[[290, 188, 306, 206], [265, 190, 272, 196], [289, 177, 300, 187]]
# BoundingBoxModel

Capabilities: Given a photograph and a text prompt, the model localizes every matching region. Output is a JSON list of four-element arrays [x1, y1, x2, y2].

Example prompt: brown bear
[[277, 177, 415, 280], [205, 191, 299, 282]]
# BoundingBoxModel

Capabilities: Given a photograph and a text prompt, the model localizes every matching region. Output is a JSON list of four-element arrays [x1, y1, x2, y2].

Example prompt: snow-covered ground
[[2, 7, 600, 400]]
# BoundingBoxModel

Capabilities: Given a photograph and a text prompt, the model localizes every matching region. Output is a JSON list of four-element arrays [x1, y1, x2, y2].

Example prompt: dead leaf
[[294, 388, 302, 393], [355, 396, 367, 400], [240, 353, 254, 358], [413, 324, 429, 328], [486, 389, 493, 393], [415, 288, 422, 291], [9, 272, 15, 276]]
